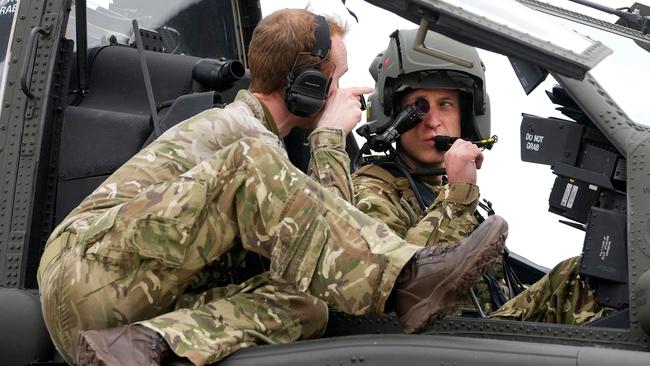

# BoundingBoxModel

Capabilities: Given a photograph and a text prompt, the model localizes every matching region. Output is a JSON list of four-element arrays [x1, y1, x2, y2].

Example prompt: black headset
[[284, 14, 332, 117]]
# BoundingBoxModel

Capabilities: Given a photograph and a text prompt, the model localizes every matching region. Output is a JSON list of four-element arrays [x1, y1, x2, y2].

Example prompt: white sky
[[261, 0, 650, 268]]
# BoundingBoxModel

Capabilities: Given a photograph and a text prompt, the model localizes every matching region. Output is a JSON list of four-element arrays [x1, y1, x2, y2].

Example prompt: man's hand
[[444, 139, 483, 184], [317, 87, 374, 133]]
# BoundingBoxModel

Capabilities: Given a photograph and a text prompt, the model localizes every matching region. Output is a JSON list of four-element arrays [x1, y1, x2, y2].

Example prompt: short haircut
[[248, 9, 347, 94]]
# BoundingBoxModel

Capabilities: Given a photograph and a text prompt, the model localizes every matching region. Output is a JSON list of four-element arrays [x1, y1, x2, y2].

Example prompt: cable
[[469, 288, 486, 318]]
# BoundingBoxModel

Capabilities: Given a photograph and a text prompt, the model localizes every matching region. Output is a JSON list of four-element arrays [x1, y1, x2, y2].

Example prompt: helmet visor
[[394, 70, 477, 96]]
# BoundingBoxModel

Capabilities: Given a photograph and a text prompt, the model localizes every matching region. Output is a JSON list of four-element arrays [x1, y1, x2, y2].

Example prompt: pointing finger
[[347, 86, 374, 96]]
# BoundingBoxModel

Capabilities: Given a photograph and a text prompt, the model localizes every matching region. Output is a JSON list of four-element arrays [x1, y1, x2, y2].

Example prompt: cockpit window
[[0, 0, 18, 114], [68, 0, 245, 63]]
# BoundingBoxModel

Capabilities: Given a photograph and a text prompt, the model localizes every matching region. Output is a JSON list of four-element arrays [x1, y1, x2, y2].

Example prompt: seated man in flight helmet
[[37, 9, 508, 366], [354, 27, 507, 314], [355, 27, 613, 323]]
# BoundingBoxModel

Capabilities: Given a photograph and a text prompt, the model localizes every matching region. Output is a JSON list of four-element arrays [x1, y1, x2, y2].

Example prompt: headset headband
[[311, 14, 331, 59]]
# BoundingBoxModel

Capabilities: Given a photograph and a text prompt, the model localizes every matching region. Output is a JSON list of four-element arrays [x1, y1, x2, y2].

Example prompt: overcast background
[[261, 0, 650, 268]]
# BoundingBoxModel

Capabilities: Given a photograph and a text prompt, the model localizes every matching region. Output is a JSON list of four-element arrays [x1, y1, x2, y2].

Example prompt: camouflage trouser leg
[[488, 256, 613, 324], [170, 137, 419, 314], [38, 137, 419, 364], [139, 271, 328, 365]]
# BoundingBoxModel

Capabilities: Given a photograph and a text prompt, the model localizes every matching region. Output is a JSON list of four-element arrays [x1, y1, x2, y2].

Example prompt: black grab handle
[[20, 26, 51, 99]]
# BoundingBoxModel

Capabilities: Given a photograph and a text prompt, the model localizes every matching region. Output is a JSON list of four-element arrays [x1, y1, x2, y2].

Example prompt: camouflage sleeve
[[352, 174, 416, 239], [404, 182, 480, 246], [307, 128, 355, 203]]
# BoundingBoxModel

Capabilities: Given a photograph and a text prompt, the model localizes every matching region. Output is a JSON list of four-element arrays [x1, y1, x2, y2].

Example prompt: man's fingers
[[475, 152, 484, 169], [347, 86, 374, 96]]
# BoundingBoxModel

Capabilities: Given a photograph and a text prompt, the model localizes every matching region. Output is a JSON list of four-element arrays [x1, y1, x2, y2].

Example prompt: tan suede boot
[[395, 215, 508, 333], [76, 324, 170, 366]]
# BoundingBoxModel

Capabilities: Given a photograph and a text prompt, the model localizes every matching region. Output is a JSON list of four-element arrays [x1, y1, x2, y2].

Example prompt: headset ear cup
[[284, 13, 332, 117], [284, 68, 330, 117]]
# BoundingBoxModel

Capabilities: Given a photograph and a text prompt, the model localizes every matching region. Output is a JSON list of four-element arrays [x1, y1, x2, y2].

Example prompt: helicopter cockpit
[[2, 0, 650, 364]]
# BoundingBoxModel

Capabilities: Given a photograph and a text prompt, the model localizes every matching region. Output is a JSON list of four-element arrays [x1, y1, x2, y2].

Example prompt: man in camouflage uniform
[[353, 28, 505, 315], [356, 28, 612, 323], [37, 10, 507, 366], [489, 257, 613, 324]]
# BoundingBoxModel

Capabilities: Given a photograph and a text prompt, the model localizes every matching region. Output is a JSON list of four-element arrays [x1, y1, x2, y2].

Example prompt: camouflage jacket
[[352, 164, 480, 246], [351, 164, 509, 314], [48, 89, 354, 288]]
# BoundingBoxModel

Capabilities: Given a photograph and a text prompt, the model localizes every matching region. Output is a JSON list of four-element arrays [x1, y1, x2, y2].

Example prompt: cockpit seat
[[0, 288, 56, 365]]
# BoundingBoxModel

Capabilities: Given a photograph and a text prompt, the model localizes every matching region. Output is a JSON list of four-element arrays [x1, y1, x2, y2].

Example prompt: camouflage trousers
[[489, 256, 613, 324], [38, 137, 420, 365]]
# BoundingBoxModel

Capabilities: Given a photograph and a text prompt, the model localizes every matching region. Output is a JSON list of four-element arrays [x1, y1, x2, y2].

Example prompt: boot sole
[[401, 217, 508, 333], [76, 331, 126, 366], [76, 332, 103, 366], [76, 326, 167, 366]]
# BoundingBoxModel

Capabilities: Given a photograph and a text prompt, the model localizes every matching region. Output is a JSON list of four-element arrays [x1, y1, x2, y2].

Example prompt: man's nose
[[422, 110, 442, 130]]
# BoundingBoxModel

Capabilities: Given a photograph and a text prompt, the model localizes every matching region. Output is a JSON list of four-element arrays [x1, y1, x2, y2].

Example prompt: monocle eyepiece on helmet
[[356, 102, 424, 152]]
